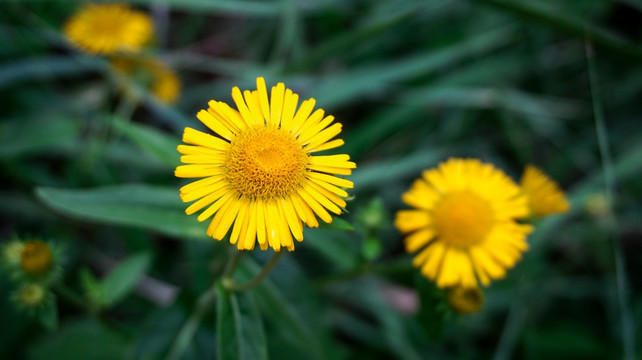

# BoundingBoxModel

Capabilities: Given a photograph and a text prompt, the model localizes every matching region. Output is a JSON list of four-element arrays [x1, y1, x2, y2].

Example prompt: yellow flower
[[520, 165, 570, 217], [176, 77, 355, 251], [151, 64, 181, 104], [395, 158, 532, 288], [63, 3, 153, 55], [448, 286, 484, 314], [2, 240, 24, 266], [111, 56, 181, 104], [20, 240, 53, 276], [585, 193, 610, 218], [15, 283, 46, 307]]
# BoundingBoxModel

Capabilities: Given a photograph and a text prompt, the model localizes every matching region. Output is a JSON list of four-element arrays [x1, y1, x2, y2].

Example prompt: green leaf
[[351, 148, 445, 192], [303, 228, 360, 269], [128, 0, 338, 16], [310, 28, 513, 108], [102, 252, 151, 306], [291, 0, 451, 71], [475, 0, 642, 59], [35, 185, 208, 240], [113, 118, 180, 168], [0, 117, 81, 158], [318, 217, 354, 231], [523, 324, 610, 359], [79, 268, 106, 309], [28, 318, 128, 360], [237, 257, 339, 360], [362, 236, 382, 261], [414, 274, 449, 340], [216, 284, 268, 360], [128, 0, 284, 16], [0, 56, 106, 91], [39, 297, 59, 331]]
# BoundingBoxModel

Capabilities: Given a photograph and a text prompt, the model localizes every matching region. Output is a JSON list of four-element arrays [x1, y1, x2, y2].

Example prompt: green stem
[[165, 281, 218, 360], [224, 251, 285, 292], [586, 38, 635, 360], [165, 250, 241, 360], [221, 250, 242, 280]]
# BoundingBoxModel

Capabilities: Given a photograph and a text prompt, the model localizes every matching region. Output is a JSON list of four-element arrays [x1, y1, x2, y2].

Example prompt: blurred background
[[1, 0, 641, 359]]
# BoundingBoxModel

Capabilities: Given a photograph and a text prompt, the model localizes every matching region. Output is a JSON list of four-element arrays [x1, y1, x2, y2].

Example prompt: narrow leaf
[[35, 185, 208, 240], [475, 0, 642, 59], [0, 117, 81, 158], [311, 28, 513, 108], [0, 56, 106, 90], [237, 257, 338, 360], [113, 118, 180, 168], [216, 284, 268, 360], [102, 253, 151, 306]]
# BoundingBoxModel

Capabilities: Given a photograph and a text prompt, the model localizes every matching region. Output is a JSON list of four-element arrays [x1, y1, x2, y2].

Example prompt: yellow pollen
[[225, 126, 308, 199], [432, 191, 493, 248]]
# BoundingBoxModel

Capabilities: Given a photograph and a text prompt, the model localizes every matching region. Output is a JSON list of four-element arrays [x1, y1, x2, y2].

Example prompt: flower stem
[[224, 251, 285, 292], [165, 281, 218, 360], [165, 250, 241, 360], [221, 249, 242, 280]]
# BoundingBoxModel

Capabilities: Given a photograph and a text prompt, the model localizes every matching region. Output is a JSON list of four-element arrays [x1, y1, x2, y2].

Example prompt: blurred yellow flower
[[63, 3, 153, 55], [395, 158, 532, 288], [2, 240, 24, 267], [175, 77, 355, 251], [448, 286, 484, 314], [520, 165, 570, 217], [151, 65, 181, 104], [15, 283, 46, 307], [111, 56, 181, 104], [20, 240, 53, 276], [585, 193, 610, 218]]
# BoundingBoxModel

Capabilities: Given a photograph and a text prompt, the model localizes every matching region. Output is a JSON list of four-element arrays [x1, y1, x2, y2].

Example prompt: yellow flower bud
[[448, 286, 484, 314]]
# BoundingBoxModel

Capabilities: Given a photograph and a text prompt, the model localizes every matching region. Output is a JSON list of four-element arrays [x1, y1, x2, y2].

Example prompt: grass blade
[[585, 39, 635, 360], [475, 0, 642, 59]]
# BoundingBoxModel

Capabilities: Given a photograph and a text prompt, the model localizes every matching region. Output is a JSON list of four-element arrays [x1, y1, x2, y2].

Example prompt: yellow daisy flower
[[111, 56, 181, 104], [63, 3, 153, 55], [520, 165, 570, 217], [395, 158, 532, 288], [175, 77, 355, 251]]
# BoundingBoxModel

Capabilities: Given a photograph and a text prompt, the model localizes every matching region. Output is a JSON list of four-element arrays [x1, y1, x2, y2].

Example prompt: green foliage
[[28, 319, 128, 360], [2, 0, 642, 359], [113, 118, 180, 168], [216, 284, 267, 360], [101, 252, 151, 306], [36, 185, 208, 240]]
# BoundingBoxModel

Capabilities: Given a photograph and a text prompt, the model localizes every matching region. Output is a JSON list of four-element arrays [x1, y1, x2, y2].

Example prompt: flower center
[[432, 191, 493, 248], [20, 241, 53, 275], [225, 126, 308, 199]]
